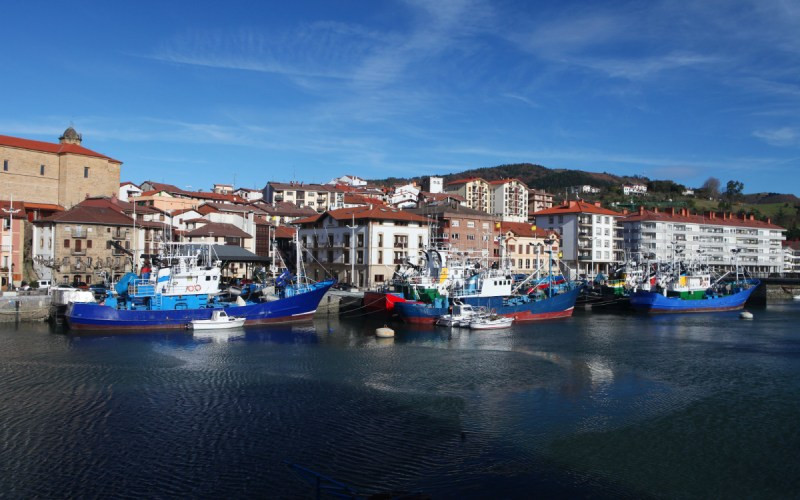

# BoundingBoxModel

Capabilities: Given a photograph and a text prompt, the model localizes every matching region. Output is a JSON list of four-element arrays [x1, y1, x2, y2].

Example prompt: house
[[212, 183, 233, 195], [567, 185, 601, 195], [783, 240, 800, 274], [119, 182, 143, 202], [294, 206, 430, 288], [327, 175, 367, 187], [388, 182, 420, 208], [499, 222, 560, 274], [233, 187, 264, 202], [422, 176, 443, 194], [623, 184, 648, 196]]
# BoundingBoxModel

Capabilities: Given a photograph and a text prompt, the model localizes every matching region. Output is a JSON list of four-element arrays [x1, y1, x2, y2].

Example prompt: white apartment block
[[620, 207, 786, 274], [295, 206, 430, 288], [783, 241, 800, 274], [533, 200, 623, 277], [622, 184, 647, 196], [444, 177, 491, 213], [489, 178, 529, 222], [264, 182, 345, 212]]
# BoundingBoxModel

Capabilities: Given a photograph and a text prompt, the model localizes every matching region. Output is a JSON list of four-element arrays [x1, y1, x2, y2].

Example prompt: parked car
[[36, 280, 52, 290]]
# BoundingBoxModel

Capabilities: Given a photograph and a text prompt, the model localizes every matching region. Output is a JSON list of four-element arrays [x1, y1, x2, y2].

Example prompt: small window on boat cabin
[[206, 276, 211, 281], [213, 276, 218, 280]]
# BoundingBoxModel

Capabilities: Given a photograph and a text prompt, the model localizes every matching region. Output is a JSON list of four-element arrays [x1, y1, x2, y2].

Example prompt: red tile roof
[[0, 134, 121, 163], [500, 221, 555, 238], [621, 208, 785, 229], [533, 200, 621, 216], [274, 226, 297, 239], [37, 205, 133, 225], [488, 178, 526, 186]]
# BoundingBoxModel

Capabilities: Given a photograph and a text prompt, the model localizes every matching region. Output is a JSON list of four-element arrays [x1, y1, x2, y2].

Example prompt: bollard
[[15, 299, 20, 324]]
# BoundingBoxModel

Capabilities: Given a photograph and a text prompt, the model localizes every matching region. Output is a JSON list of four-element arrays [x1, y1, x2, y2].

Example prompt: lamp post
[[543, 238, 554, 297], [2, 195, 20, 291]]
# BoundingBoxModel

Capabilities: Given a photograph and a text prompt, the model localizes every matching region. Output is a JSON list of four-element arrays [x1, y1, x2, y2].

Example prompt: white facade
[[119, 183, 142, 202], [568, 185, 601, 195], [31, 225, 55, 281], [623, 184, 648, 196], [389, 183, 420, 208], [490, 179, 528, 222], [328, 175, 367, 187], [425, 176, 443, 194], [621, 210, 785, 274], [233, 188, 263, 201], [784, 243, 800, 273], [298, 214, 429, 288], [203, 212, 257, 254]]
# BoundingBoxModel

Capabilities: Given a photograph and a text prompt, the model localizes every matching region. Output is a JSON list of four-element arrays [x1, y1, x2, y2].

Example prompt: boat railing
[[128, 278, 156, 297]]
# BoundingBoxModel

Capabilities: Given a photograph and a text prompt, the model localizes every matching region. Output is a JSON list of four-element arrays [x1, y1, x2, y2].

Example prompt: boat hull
[[629, 281, 759, 314], [395, 284, 583, 324], [66, 281, 335, 331], [362, 291, 407, 314]]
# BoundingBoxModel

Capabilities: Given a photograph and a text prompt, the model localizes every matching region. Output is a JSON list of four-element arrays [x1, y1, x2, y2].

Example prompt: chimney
[[594, 201, 601, 207], [639, 206, 645, 215], [622, 208, 629, 215], [767, 217, 772, 224], [653, 206, 659, 213], [749, 214, 754, 221], [668, 207, 675, 216]]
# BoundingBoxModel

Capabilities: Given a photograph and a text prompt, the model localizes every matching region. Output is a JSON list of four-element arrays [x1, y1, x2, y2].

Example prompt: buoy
[[375, 326, 395, 338], [740, 310, 753, 320]]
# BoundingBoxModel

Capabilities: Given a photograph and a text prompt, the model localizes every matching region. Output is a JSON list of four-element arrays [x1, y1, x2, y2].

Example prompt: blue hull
[[395, 284, 584, 324], [629, 280, 759, 314], [66, 281, 335, 331]]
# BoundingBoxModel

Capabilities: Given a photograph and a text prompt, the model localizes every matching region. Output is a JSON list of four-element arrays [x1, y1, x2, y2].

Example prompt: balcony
[[71, 248, 86, 256], [578, 254, 593, 261], [72, 228, 88, 238], [111, 231, 128, 240]]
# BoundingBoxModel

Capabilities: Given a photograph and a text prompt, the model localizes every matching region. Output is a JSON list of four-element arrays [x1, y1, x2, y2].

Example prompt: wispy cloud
[[753, 127, 800, 147]]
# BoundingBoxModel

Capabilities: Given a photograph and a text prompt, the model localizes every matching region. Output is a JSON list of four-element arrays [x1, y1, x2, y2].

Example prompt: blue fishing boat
[[66, 243, 334, 331], [629, 279, 759, 313]]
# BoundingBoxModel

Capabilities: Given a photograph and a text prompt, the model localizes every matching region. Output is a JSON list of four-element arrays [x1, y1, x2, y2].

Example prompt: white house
[[489, 178, 529, 222], [119, 182, 142, 202], [389, 182, 420, 209], [233, 188, 264, 202], [622, 184, 648, 196], [327, 175, 367, 187]]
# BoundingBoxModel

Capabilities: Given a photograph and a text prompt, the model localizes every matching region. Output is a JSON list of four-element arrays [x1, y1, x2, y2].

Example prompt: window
[[64, 239, 70, 248], [525, 259, 530, 268], [375, 274, 385, 283], [467, 221, 475, 228], [548, 216, 554, 224], [518, 259, 523, 268], [84, 166, 89, 178], [378, 233, 383, 247], [357, 234, 364, 247], [3, 160, 7, 171], [482, 222, 489, 229], [40, 164, 45, 175], [452, 220, 460, 227], [87, 240, 92, 249], [467, 234, 475, 240], [378, 251, 383, 264]]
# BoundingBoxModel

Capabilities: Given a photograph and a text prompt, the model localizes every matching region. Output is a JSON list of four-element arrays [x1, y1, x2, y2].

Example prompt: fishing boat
[[66, 243, 334, 331], [629, 259, 759, 313], [188, 309, 245, 330], [469, 314, 514, 330]]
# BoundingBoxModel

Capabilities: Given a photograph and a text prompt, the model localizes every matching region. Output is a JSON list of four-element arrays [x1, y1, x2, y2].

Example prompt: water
[[2, 303, 800, 498]]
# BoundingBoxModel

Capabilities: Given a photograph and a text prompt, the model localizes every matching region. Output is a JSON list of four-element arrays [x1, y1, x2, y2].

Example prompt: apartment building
[[410, 202, 498, 263], [295, 206, 430, 288], [489, 178, 529, 222], [444, 177, 491, 213], [263, 182, 345, 212], [533, 200, 623, 277], [620, 207, 786, 274], [528, 189, 555, 215], [783, 241, 800, 274]]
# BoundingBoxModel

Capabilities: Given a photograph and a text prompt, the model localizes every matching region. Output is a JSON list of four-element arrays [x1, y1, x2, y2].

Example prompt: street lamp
[[2, 195, 20, 291]]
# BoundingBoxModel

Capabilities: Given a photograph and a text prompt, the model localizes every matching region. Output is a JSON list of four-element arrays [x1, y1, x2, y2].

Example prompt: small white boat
[[435, 303, 482, 327], [469, 315, 514, 330], [189, 309, 246, 330], [794, 295, 800, 301]]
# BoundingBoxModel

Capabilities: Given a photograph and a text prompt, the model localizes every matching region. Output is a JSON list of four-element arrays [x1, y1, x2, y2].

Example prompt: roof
[[488, 178, 525, 186], [211, 245, 270, 263], [783, 240, 800, 251], [37, 205, 133, 226], [201, 202, 265, 214], [344, 193, 382, 205], [141, 181, 185, 194], [268, 182, 332, 191], [533, 200, 622, 217], [419, 191, 466, 202], [445, 177, 487, 186], [185, 222, 252, 238], [0, 134, 121, 163], [409, 203, 494, 218], [252, 201, 318, 217], [295, 205, 431, 225], [120, 181, 138, 187], [183, 191, 246, 203], [500, 221, 554, 238], [0, 201, 65, 213], [274, 226, 297, 239], [621, 208, 785, 230]]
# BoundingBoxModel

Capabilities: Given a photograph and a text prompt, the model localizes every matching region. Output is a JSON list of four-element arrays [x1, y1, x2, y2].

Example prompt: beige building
[[32, 200, 136, 285], [0, 127, 122, 209], [444, 177, 491, 213], [528, 189, 555, 216], [499, 221, 560, 274]]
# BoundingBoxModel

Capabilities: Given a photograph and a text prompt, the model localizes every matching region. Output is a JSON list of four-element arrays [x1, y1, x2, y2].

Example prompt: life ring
[[193, 285, 201, 292], [186, 286, 193, 292]]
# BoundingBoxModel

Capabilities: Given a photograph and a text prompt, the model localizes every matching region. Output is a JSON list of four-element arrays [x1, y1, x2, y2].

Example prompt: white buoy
[[375, 326, 395, 338], [740, 310, 753, 320]]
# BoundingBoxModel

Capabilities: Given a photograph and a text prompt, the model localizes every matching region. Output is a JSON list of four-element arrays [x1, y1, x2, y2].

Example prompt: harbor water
[[2, 303, 800, 497]]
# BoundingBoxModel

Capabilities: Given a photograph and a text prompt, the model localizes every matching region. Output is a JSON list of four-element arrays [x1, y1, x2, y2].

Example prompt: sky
[[1, 0, 799, 194]]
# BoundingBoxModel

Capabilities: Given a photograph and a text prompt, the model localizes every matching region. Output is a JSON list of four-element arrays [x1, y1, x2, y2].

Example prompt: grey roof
[[212, 245, 271, 263]]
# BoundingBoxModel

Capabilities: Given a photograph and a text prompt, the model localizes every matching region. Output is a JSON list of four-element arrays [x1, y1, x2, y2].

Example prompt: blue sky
[[1, 0, 799, 194]]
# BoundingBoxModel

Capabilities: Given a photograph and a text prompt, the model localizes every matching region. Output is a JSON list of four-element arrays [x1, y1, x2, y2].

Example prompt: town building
[[620, 207, 786, 274], [119, 182, 143, 202], [422, 176, 443, 194], [327, 175, 367, 187], [528, 189, 555, 216], [567, 185, 601, 195], [250, 201, 318, 225], [233, 187, 263, 202], [388, 182, 420, 208], [1, 200, 26, 290], [295, 206, 430, 288], [410, 201, 498, 264], [212, 183, 234, 195], [489, 178, 529, 222], [444, 177, 491, 213], [533, 200, 624, 277], [1, 127, 122, 209], [32, 201, 136, 285], [263, 182, 345, 212], [623, 184, 648, 196], [783, 240, 800, 274], [499, 222, 560, 274]]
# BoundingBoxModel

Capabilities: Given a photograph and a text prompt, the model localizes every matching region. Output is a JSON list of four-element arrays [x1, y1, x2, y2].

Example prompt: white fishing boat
[[188, 309, 245, 330], [435, 303, 483, 327], [469, 314, 514, 330]]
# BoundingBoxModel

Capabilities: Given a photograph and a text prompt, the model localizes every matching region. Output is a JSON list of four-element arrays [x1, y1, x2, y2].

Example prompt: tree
[[699, 177, 721, 198], [724, 180, 744, 203]]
